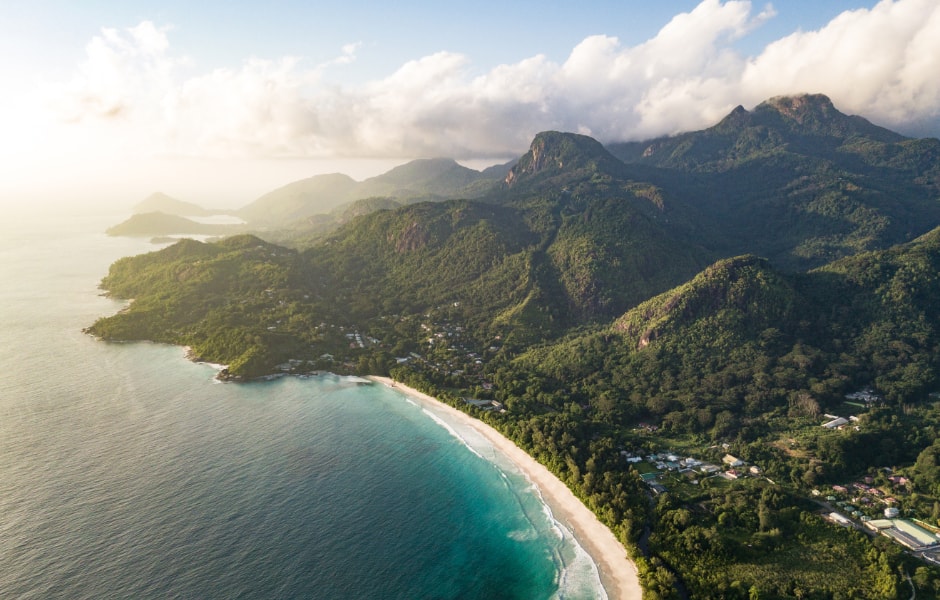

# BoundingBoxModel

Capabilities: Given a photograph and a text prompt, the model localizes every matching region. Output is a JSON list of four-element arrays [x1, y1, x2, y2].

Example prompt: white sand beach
[[370, 376, 643, 600]]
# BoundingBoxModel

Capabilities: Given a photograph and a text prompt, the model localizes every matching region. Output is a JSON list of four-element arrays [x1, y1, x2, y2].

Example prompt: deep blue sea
[[0, 208, 605, 599]]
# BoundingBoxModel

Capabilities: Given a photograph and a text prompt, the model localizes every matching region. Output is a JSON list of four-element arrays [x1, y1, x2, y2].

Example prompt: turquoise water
[[0, 208, 605, 599]]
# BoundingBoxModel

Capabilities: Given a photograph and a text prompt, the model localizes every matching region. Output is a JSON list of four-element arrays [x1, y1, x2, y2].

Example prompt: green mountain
[[511, 226, 940, 430], [105, 211, 244, 237], [504, 130, 630, 189], [608, 93, 940, 270], [609, 94, 908, 169], [133, 192, 214, 217], [237, 158, 508, 228], [236, 173, 359, 226], [498, 131, 711, 320], [355, 157, 505, 198]]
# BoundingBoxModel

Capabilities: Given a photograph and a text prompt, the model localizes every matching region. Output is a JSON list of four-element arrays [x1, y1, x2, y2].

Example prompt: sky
[[1, 0, 939, 210]]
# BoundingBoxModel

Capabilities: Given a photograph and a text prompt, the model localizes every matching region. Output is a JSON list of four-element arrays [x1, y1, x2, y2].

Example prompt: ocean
[[0, 207, 606, 599]]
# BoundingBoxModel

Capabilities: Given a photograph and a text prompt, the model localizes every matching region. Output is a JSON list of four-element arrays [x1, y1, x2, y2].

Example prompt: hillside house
[[846, 388, 882, 405], [822, 416, 848, 429]]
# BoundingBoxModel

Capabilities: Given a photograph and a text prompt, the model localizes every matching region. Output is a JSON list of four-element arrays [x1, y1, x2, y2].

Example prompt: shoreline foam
[[369, 376, 642, 600]]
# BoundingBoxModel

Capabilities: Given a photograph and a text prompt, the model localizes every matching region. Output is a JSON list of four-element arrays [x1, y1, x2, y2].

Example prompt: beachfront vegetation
[[88, 94, 940, 598]]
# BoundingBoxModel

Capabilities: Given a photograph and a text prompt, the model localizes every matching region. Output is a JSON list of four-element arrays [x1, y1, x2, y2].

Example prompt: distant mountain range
[[109, 158, 514, 238]]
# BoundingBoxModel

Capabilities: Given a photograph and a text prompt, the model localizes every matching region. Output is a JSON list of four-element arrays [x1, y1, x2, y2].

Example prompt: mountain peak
[[711, 104, 750, 132], [612, 254, 793, 350], [760, 93, 837, 124], [753, 93, 904, 142], [505, 131, 623, 186], [370, 158, 463, 185], [134, 192, 210, 217]]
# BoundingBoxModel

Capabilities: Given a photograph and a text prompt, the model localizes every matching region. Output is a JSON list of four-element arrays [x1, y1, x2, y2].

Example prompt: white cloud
[[38, 0, 940, 164], [51, 21, 179, 122], [741, 0, 940, 129]]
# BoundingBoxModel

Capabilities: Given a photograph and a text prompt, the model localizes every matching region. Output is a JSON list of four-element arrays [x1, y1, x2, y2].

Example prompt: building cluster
[[395, 316, 496, 389], [622, 450, 763, 494], [826, 472, 909, 519], [821, 471, 932, 557], [865, 519, 940, 558]]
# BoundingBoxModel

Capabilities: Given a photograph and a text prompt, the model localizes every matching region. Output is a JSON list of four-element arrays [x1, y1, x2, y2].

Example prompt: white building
[[822, 417, 849, 429]]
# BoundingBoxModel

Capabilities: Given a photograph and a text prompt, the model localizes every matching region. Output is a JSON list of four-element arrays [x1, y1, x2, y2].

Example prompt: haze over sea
[[0, 207, 605, 599]]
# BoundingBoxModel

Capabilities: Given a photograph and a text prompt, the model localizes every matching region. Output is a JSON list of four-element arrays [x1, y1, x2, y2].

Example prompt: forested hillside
[[237, 157, 511, 228]]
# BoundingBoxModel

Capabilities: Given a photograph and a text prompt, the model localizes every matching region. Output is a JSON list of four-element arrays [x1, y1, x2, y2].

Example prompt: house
[[880, 520, 939, 551], [823, 417, 849, 429], [722, 454, 744, 467], [623, 455, 643, 464], [463, 398, 504, 412], [846, 387, 882, 404], [829, 512, 852, 527]]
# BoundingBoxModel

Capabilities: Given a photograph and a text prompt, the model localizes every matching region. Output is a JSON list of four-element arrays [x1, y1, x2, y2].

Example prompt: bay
[[0, 207, 605, 599]]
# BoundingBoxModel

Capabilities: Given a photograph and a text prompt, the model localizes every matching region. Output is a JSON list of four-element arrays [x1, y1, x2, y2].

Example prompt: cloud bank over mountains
[[46, 0, 940, 161]]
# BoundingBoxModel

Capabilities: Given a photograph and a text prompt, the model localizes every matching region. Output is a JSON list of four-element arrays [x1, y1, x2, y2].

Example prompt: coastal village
[[628, 443, 940, 559], [623, 390, 940, 569]]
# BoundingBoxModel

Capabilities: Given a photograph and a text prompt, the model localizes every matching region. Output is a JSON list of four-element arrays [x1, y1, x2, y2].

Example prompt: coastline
[[369, 376, 642, 600]]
